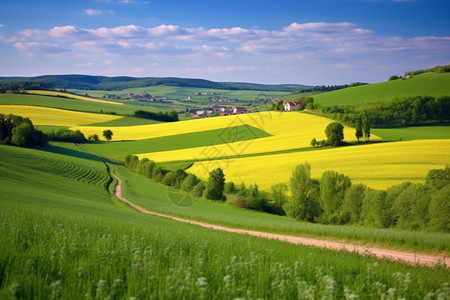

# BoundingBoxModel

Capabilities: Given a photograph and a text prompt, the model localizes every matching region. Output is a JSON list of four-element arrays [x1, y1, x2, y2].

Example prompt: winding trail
[[112, 173, 448, 268]]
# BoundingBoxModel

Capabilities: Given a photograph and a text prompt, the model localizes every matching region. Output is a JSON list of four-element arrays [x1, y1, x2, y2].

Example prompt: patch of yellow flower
[[188, 139, 450, 191], [0, 105, 122, 126], [129, 111, 369, 160], [25, 90, 123, 105]]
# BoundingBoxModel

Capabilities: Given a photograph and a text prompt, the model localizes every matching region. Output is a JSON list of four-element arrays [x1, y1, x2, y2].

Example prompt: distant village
[[95, 91, 298, 118]]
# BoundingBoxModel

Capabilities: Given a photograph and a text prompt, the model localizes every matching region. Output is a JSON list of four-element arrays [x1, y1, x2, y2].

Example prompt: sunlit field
[[79, 111, 366, 154], [0, 105, 123, 126], [25, 90, 124, 105], [188, 139, 450, 191]]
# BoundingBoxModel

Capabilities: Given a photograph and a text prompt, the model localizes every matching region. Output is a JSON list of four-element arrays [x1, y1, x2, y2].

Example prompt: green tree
[[360, 189, 389, 228], [319, 170, 351, 224], [428, 185, 450, 232], [324, 122, 344, 146], [246, 184, 266, 211], [362, 117, 371, 141], [181, 174, 199, 192], [392, 184, 430, 230], [103, 129, 113, 141], [271, 183, 288, 210], [224, 182, 235, 194], [283, 162, 321, 222], [341, 184, 366, 224], [88, 134, 99, 142], [355, 118, 363, 142], [204, 168, 226, 201], [310, 138, 317, 148], [426, 166, 450, 190], [11, 123, 46, 147], [192, 182, 206, 197]]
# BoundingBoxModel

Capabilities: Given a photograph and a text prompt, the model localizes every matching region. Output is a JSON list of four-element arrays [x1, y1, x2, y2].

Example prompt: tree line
[[290, 82, 368, 94], [282, 163, 449, 232], [1, 113, 116, 147], [133, 110, 179, 122], [320, 95, 450, 128], [125, 153, 449, 232]]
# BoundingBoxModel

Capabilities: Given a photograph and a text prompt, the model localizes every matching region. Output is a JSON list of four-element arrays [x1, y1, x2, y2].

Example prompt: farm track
[[112, 173, 449, 268]]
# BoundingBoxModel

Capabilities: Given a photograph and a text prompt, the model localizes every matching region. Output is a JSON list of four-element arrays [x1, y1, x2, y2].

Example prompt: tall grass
[[117, 166, 450, 254], [0, 144, 449, 298]]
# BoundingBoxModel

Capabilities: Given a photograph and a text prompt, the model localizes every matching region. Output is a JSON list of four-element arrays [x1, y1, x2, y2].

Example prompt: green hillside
[[0, 74, 308, 92], [313, 72, 450, 106], [2, 144, 448, 298], [0, 93, 139, 115]]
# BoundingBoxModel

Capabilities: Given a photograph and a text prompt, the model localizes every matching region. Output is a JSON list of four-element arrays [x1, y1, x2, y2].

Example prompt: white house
[[284, 101, 298, 111]]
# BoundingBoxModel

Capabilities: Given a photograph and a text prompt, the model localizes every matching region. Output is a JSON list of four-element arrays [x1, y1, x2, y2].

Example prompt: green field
[[0, 93, 144, 115], [81, 124, 271, 162], [1, 144, 449, 299], [373, 125, 450, 141], [116, 165, 450, 253], [70, 86, 287, 102], [305, 72, 450, 106]]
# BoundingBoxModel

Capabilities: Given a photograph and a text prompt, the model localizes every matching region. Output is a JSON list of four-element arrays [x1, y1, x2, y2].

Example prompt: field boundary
[[111, 172, 449, 268]]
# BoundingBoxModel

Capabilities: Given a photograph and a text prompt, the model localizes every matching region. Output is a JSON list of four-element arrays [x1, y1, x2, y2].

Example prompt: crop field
[[0, 105, 123, 126], [312, 72, 450, 106], [1, 144, 449, 299], [188, 139, 450, 191], [82, 124, 270, 162], [25, 90, 123, 105], [79, 111, 362, 157], [70, 86, 287, 101], [0, 94, 140, 115], [372, 125, 450, 141]]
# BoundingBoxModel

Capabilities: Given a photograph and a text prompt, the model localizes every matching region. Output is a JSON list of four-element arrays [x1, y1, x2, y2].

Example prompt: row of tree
[[133, 110, 179, 122], [282, 163, 449, 232], [125, 152, 449, 232], [320, 95, 450, 128], [125, 154, 227, 201], [290, 82, 368, 94], [0, 113, 116, 148]]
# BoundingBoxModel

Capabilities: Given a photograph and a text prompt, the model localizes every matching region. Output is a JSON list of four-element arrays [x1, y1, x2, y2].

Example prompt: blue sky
[[0, 0, 449, 85]]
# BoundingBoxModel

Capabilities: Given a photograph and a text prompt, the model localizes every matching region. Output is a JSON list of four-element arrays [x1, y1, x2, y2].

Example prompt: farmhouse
[[284, 101, 299, 111], [232, 106, 247, 114]]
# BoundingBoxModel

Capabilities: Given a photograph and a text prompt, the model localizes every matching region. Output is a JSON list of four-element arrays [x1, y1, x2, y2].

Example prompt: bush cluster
[[133, 109, 179, 122], [0, 114, 46, 147], [47, 129, 88, 143]]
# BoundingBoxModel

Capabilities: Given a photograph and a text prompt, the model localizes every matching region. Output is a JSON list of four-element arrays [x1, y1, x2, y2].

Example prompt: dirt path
[[112, 174, 448, 268]]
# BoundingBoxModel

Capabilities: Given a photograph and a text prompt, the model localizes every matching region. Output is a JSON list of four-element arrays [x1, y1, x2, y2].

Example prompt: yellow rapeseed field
[[26, 90, 123, 105], [188, 139, 450, 191], [126, 111, 369, 160], [0, 105, 123, 126]]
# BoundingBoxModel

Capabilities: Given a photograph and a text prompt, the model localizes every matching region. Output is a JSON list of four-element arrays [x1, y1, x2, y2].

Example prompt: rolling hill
[[312, 72, 450, 106], [0, 74, 309, 92]]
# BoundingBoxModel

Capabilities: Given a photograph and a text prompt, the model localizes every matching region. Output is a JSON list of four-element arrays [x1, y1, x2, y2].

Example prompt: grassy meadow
[[1, 72, 450, 299], [1, 144, 449, 299], [0, 93, 139, 115], [372, 125, 450, 141], [25, 90, 124, 105], [312, 72, 450, 106]]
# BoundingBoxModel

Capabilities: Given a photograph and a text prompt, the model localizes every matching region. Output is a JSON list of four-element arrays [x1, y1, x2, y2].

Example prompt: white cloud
[[14, 42, 67, 57], [84, 9, 114, 16], [0, 24, 4, 28], [3, 22, 449, 83]]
